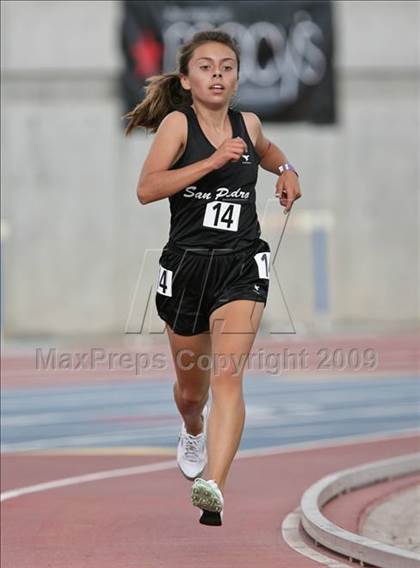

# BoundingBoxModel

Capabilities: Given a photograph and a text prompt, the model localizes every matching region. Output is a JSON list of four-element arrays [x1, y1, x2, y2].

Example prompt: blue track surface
[[2, 376, 419, 452]]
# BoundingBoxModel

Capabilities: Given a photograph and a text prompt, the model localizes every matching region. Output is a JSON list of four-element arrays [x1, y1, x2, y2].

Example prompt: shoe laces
[[183, 431, 204, 462]]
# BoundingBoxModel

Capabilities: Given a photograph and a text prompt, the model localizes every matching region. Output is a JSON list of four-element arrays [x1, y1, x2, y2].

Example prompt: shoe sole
[[177, 462, 205, 481], [199, 509, 222, 526], [191, 481, 223, 513]]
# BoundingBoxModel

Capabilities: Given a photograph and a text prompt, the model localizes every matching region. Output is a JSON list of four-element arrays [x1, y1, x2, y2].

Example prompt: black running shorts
[[155, 238, 271, 336]]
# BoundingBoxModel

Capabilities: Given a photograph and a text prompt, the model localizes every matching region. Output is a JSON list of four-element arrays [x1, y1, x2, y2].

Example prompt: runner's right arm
[[137, 111, 246, 204]]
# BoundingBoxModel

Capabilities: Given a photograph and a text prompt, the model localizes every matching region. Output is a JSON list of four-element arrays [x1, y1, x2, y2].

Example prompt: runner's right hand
[[208, 137, 248, 170]]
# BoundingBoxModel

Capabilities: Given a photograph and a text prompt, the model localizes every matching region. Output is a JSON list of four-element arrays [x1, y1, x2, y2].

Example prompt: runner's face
[[181, 42, 238, 106]]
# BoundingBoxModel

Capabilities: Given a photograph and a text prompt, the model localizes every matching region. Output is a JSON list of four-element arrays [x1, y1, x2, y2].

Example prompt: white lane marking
[[1, 429, 419, 503], [1, 460, 178, 502], [237, 428, 420, 457]]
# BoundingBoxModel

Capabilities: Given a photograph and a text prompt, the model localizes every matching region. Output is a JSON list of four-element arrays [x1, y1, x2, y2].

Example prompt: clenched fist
[[208, 137, 248, 170]]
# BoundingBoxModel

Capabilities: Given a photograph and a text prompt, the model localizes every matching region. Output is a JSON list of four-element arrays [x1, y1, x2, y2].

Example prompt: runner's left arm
[[250, 113, 302, 213]]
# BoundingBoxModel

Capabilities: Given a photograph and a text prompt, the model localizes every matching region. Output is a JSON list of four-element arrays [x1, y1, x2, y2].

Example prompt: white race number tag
[[203, 201, 241, 232], [157, 265, 173, 296], [254, 252, 270, 279]]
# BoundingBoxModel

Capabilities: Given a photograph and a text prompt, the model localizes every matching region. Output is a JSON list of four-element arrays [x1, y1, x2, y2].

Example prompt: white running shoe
[[191, 478, 224, 526], [177, 404, 208, 480]]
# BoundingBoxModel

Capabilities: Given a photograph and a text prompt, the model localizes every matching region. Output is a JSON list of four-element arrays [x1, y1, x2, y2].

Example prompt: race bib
[[254, 251, 270, 279], [203, 201, 241, 232], [157, 265, 173, 296]]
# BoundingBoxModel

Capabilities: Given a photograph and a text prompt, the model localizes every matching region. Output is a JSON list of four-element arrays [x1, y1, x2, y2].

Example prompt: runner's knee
[[175, 383, 208, 406], [210, 368, 244, 396]]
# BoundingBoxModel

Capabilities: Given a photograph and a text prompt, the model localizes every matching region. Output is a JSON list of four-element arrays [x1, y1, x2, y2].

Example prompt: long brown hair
[[123, 29, 240, 136]]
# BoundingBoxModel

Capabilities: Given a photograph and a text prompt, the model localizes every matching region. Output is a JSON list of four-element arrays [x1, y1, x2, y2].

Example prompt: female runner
[[124, 29, 301, 526]]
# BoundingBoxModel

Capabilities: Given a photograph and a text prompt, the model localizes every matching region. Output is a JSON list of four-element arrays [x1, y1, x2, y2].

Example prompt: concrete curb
[[300, 452, 420, 568]]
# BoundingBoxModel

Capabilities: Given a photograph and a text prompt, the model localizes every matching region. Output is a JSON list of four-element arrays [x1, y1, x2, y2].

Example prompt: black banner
[[120, 1, 336, 124]]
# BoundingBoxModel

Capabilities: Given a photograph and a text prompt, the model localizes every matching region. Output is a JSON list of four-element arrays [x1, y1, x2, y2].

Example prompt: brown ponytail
[[123, 29, 241, 136], [123, 72, 191, 136]]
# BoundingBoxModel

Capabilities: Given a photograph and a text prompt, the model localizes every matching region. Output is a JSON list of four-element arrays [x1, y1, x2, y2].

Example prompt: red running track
[[2, 433, 419, 567]]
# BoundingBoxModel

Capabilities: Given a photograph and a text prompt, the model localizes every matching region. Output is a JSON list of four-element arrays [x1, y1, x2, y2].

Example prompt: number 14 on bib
[[203, 201, 241, 232]]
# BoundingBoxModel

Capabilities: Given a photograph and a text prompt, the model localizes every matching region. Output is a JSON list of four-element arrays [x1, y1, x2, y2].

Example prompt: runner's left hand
[[275, 172, 302, 214]]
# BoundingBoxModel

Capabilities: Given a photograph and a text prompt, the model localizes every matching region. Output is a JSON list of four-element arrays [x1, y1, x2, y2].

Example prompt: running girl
[[124, 29, 301, 526]]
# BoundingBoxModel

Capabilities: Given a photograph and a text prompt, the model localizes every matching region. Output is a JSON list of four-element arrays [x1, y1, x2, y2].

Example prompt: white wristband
[[278, 163, 298, 177]]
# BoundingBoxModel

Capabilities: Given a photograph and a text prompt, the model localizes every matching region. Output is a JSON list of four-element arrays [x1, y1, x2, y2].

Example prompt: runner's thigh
[[166, 326, 212, 398], [209, 299, 265, 381]]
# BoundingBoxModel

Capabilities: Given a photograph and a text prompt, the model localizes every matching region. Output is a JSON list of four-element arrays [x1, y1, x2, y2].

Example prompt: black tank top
[[165, 105, 262, 253]]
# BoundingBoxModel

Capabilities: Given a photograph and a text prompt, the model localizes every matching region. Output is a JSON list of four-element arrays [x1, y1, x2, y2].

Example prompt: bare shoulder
[[239, 111, 262, 146], [239, 111, 270, 158], [139, 110, 188, 177], [158, 110, 188, 145]]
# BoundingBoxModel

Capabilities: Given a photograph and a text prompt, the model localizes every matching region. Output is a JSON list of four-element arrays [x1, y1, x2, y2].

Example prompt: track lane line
[[2, 429, 419, 502]]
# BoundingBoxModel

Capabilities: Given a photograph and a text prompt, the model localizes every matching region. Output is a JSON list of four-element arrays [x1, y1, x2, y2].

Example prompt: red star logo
[[130, 31, 163, 78]]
